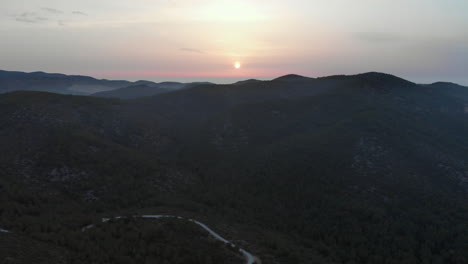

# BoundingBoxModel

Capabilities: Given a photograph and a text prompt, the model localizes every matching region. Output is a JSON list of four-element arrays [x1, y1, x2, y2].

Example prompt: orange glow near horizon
[[91, 68, 291, 79]]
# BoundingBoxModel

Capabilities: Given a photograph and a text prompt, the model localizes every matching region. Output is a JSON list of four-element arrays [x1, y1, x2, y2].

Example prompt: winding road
[[82, 215, 259, 264]]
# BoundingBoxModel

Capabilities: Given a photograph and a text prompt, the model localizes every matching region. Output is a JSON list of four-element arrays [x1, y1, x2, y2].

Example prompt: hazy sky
[[1, 0, 467, 84]]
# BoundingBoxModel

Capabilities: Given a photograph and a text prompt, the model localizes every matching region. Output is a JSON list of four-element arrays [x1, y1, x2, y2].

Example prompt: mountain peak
[[358, 72, 412, 82], [319, 72, 415, 89], [429, 81, 464, 88], [274, 74, 311, 81]]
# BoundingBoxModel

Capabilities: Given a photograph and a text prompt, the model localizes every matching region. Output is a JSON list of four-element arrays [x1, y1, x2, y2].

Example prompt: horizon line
[[1, 68, 466, 86]]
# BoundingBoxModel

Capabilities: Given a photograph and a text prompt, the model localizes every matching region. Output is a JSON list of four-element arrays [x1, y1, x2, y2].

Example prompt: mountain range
[[0, 71, 467, 264], [0, 70, 208, 96]]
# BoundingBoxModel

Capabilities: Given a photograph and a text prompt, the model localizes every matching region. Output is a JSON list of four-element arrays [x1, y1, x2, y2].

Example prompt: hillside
[[0, 72, 467, 264], [91, 82, 211, 99], [0, 70, 157, 95], [0, 231, 68, 264]]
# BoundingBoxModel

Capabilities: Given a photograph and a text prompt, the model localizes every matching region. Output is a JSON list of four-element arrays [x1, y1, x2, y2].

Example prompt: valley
[[0, 71, 467, 263]]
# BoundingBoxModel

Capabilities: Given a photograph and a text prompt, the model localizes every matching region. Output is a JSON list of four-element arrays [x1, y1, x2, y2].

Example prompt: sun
[[234, 61, 241, 69]]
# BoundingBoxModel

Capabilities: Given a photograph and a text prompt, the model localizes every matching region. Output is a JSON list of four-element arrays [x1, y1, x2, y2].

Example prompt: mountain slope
[[91, 82, 211, 99], [0, 72, 467, 264], [0, 70, 157, 95], [91, 84, 172, 99], [0, 231, 68, 264]]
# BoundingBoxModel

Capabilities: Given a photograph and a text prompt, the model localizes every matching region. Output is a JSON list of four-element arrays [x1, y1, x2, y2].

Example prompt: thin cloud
[[58, 20, 66, 26], [14, 12, 48, 23], [42, 7, 63, 14], [15, 17, 37, 23], [72, 11, 88, 16], [180, 48, 205, 54]]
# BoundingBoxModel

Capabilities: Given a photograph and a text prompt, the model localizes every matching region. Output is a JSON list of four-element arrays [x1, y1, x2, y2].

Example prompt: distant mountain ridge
[[0, 70, 467, 263], [0, 70, 158, 95], [1, 70, 466, 98], [92, 82, 213, 99]]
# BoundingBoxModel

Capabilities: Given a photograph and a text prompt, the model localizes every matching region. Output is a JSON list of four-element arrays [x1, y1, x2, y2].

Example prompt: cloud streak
[[42, 7, 63, 14], [14, 12, 48, 23], [11, 8, 89, 26], [72, 11, 88, 16], [180, 48, 205, 54]]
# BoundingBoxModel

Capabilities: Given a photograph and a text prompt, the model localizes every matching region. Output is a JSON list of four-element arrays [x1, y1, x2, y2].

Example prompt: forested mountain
[[91, 82, 212, 99], [0, 72, 467, 264], [0, 231, 68, 264], [0, 70, 157, 95], [0, 70, 211, 97]]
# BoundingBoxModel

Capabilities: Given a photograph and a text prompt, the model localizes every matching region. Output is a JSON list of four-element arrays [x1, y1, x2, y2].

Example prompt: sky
[[1, 0, 467, 84]]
